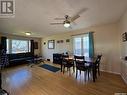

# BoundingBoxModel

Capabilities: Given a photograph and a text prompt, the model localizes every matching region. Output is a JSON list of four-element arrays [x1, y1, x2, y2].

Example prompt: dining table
[[60, 56, 97, 82]]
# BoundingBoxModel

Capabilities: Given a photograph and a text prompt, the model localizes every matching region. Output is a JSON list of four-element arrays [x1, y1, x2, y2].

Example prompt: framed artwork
[[66, 39, 70, 42], [122, 32, 127, 42], [48, 40, 55, 49], [60, 40, 64, 43], [57, 40, 60, 43], [34, 42, 38, 49]]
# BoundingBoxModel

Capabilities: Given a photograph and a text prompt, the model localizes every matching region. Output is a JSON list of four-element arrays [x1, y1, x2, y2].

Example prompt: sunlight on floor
[[8, 69, 32, 88]]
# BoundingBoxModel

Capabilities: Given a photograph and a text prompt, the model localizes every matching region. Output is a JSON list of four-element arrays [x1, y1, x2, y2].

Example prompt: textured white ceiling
[[0, 0, 127, 37]]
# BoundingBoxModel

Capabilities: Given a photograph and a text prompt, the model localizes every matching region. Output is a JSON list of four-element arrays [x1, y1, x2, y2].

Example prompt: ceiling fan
[[50, 8, 88, 28]]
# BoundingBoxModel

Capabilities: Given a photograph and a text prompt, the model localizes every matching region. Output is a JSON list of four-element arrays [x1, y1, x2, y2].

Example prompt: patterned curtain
[[0, 49, 9, 68], [0, 36, 9, 68]]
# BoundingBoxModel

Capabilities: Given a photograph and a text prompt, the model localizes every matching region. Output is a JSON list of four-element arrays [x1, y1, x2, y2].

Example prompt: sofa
[[7, 53, 34, 66]]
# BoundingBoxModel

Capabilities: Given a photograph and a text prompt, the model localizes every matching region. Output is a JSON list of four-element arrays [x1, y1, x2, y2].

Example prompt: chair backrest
[[62, 54, 69, 63], [95, 55, 102, 66], [62, 54, 69, 59], [74, 55, 85, 66], [74, 55, 85, 61]]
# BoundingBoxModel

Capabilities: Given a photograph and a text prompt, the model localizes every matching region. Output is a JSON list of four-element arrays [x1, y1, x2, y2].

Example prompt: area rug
[[39, 64, 60, 72]]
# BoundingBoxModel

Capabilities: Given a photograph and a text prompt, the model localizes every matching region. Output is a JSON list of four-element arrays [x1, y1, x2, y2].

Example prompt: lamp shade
[[64, 23, 70, 28]]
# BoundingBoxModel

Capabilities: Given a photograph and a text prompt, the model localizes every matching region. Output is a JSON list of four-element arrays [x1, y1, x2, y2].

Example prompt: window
[[73, 34, 89, 57], [7, 39, 31, 54], [83, 36, 89, 57], [73, 37, 82, 56]]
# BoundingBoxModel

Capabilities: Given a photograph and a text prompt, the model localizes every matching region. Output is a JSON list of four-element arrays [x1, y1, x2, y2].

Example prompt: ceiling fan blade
[[71, 15, 80, 22], [72, 21, 77, 25], [50, 23, 63, 25], [71, 8, 88, 22], [54, 18, 65, 20], [77, 8, 88, 15]]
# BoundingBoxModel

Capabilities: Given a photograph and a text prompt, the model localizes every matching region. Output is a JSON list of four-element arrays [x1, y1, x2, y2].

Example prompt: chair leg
[[80, 70, 81, 75], [73, 66, 75, 72], [85, 71, 87, 81], [88, 69, 89, 80], [76, 69, 78, 79], [90, 68, 92, 78]]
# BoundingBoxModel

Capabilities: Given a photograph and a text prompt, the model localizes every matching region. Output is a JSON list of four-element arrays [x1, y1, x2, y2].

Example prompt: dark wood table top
[[65, 57, 95, 63]]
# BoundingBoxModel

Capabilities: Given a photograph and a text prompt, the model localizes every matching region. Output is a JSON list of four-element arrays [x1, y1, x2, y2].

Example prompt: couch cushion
[[8, 53, 33, 65]]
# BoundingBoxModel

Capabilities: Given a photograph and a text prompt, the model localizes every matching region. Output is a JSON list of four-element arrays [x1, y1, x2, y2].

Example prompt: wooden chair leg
[[88, 69, 89, 80], [85, 71, 87, 81], [91, 68, 92, 78], [76, 69, 78, 79], [73, 66, 75, 72], [80, 70, 81, 75]]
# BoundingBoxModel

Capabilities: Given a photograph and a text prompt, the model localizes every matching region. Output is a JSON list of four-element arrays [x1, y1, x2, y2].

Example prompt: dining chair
[[74, 55, 90, 80], [95, 55, 102, 76], [62, 55, 75, 74]]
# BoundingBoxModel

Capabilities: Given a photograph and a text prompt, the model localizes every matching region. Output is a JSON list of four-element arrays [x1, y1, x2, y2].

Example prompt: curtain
[[1, 36, 7, 51], [30, 40, 34, 56], [88, 32, 94, 58], [0, 36, 9, 67]]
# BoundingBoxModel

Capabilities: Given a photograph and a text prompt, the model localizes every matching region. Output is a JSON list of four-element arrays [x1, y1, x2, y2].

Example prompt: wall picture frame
[[57, 40, 60, 43], [34, 42, 38, 49], [122, 32, 127, 42], [48, 40, 55, 49], [60, 40, 64, 43], [66, 39, 70, 42]]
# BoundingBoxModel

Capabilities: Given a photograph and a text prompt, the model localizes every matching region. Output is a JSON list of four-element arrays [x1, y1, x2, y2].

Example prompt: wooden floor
[[1, 63, 127, 95]]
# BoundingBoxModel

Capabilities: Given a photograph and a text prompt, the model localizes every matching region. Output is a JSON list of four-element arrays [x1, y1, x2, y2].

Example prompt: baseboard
[[101, 70, 127, 84], [100, 70, 120, 75], [121, 74, 127, 84]]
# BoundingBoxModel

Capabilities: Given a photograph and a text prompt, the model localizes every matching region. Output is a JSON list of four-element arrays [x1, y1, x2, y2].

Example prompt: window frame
[[7, 38, 31, 54], [73, 34, 89, 57]]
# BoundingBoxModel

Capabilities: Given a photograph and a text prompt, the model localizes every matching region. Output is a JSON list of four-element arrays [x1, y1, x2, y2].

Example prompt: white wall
[[119, 10, 127, 84], [42, 23, 121, 74], [42, 34, 73, 60]]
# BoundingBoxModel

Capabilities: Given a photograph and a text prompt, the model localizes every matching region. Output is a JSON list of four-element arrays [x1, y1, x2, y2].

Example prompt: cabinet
[[53, 53, 62, 64]]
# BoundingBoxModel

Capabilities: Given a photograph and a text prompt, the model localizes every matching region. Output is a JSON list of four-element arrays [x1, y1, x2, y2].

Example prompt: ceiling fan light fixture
[[64, 23, 70, 28], [25, 32, 31, 36]]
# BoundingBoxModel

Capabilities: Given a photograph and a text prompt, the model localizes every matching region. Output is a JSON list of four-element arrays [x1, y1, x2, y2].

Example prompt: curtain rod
[[71, 31, 94, 36]]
